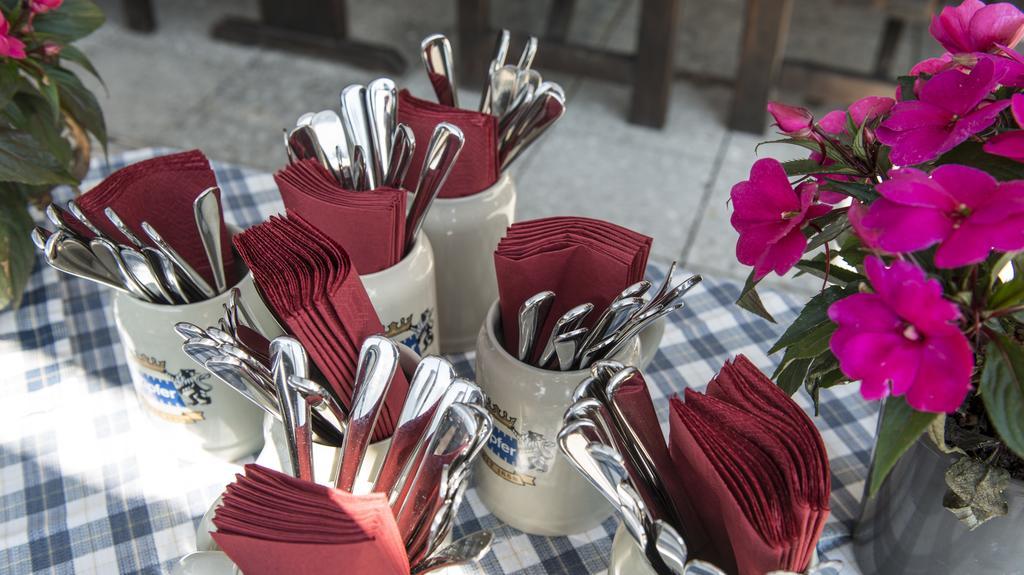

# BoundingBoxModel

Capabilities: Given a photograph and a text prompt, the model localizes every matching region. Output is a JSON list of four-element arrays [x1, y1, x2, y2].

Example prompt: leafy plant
[[729, 0, 1024, 529], [0, 0, 105, 309]]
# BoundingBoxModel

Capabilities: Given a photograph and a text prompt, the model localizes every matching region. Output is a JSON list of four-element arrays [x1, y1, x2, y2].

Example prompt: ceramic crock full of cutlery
[[280, 77, 467, 356], [473, 218, 700, 535], [32, 150, 269, 459], [174, 329, 495, 575], [403, 31, 568, 353]]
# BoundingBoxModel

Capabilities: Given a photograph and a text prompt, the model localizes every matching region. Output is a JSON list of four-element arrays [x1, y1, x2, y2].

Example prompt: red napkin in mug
[[494, 217, 652, 362], [72, 149, 233, 287], [396, 90, 499, 198], [667, 355, 830, 575], [212, 464, 409, 575], [233, 212, 408, 441], [276, 159, 407, 275]]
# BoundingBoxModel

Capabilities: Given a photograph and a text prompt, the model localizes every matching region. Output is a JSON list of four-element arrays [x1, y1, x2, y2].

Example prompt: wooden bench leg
[[124, 0, 156, 33], [729, 0, 794, 133], [629, 0, 681, 128]]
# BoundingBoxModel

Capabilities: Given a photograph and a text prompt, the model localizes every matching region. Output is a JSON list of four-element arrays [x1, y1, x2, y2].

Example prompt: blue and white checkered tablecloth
[[1, 149, 876, 574]]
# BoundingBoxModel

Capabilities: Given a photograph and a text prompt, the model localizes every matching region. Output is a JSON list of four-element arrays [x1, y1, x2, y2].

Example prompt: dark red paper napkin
[[233, 212, 409, 441], [494, 217, 652, 362], [211, 464, 409, 575], [667, 355, 830, 575], [276, 159, 407, 275], [397, 90, 499, 198], [74, 149, 233, 287]]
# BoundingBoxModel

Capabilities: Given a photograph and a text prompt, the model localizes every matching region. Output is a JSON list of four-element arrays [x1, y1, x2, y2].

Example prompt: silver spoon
[[479, 29, 511, 114], [193, 188, 227, 294], [120, 246, 173, 304], [384, 123, 415, 188], [404, 123, 465, 253], [141, 221, 216, 299], [66, 199, 104, 237], [44, 232, 131, 294], [366, 77, 398, 181], [517, 290, 555, 361], [538, 303, 594, 368], [411, 528, 493, 574], [421, 34, 459, 108]]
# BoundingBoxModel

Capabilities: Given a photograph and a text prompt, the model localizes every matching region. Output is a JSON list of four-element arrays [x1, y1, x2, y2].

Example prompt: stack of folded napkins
[[494, 217, 652, 361], [72, 149, 232, 286], [398, 90, 499, 198], [276, 159, 408, 274], [233, 212, 408, 440], [669, 355, 831, 574], [212, 464, 409, 575]]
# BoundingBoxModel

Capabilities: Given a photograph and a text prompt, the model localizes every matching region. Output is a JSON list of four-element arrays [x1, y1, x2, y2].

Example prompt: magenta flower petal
[[729, 158, 829, 281], [905, 334, 974, 412], [970, 2, 1024, 52], [877, 168, 958, 209], [930, 164, 999, 208], [983, 130, 1024, 161], [848, 96, 896, 126], [767, 101, 814, 136], [818, 110, 846, 134], [826, 293, 902, 331], [828, 257, 972, 413], [930, 0, 984, 54], [863, 203, 953, 253], [920, 58, 999, 115]]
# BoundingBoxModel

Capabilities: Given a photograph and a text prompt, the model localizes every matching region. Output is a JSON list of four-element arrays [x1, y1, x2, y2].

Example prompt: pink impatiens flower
[[876, 58, 1009, 166], [0, 12, 26, 60], [829, 257, 973, 413], [818, 96, 896, 136], [730, 158, 831, 281], [929, 0, 1024, 55], [767, 102, 814, 137], [983, 92, 1024, 161], [861, 164, 1024, 268]]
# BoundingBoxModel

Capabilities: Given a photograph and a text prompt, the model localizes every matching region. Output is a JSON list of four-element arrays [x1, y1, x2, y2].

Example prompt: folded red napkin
[[212, 464, 410, 575], [397, 90, 499, 198], [494, 217, 652, 362], [667, 355, 830, 575], [233, 212, 408, 441], [276, 159, 407, 275], [73, 149, 233, 287]]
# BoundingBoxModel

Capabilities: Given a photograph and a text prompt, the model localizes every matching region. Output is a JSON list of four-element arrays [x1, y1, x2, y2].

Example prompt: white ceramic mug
[[113, 266, 269, 461], [195, 344, 422, 553], [361, 233, 440, 357], [472, 300, 664, 536], [420, 173, 516, 353]]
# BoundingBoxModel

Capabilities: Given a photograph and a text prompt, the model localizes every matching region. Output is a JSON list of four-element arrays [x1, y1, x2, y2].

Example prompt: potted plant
[[0, 0, 105, 309], [729, 1, 1024, 571]]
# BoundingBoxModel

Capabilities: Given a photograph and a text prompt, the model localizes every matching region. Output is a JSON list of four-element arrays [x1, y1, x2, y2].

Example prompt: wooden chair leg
[[729, 0, 794, 134], [873, 17, 905, 79], [456, 0, 493, 91], [124, 0, 156, 33], [629, 0, 681, 128], [545, 0, 576, 43]]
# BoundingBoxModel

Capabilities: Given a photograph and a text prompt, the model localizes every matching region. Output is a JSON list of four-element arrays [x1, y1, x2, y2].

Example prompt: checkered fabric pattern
[[1, 149, 877, 574]]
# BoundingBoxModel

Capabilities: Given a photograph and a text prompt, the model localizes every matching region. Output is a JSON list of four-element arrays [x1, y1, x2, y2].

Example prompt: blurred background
[[81, 0, 945, 294]]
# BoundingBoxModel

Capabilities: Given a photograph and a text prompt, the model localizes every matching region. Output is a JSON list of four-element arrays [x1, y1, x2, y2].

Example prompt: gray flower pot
[[854, 436, 1024, 574]]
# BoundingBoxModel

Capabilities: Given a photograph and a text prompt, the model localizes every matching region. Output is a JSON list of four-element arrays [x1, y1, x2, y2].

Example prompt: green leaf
[[0, 129, 76, 186], [980, 332, 1024, 459], [795, 258, 864, 286], [805, 218, 850, 253], [46, 66, 106, 150], [5, 91, 73, 169], [769, 285, 851, 354], [34, 73, 61, 124], [735, 270, 775, 323], [869, 396, 939, 496], [0, 61, 21, 110], [822, 179, 879, 204], [943, 456, 1010, 530], [775, 356, 813, 395], [936, 141, 1024, 181], [781, 158, 858, 177], [58, 45, 105, 90], [32, 0, 105, 43], [989, 279, 1024, 311], [897, 76, 917, 101], [755, 137, 822, 156], [0, 189, 37, 309], [852, 118, 867, 160]]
